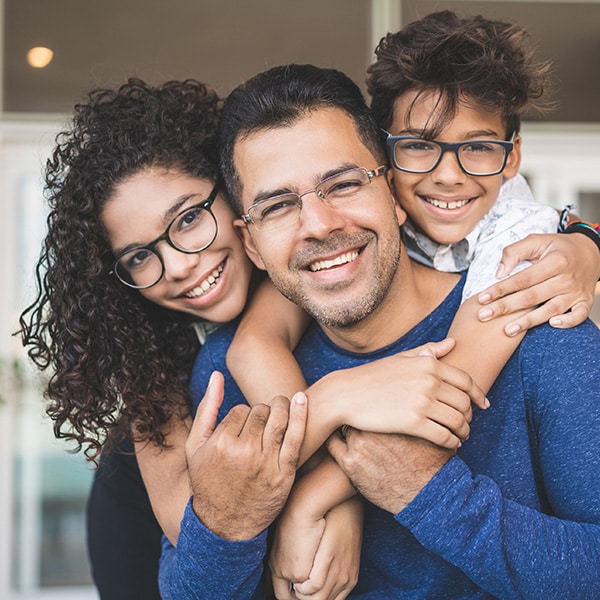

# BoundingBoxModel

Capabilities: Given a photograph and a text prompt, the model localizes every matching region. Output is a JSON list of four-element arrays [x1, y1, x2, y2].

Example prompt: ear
[[233, 218, 267, 270], [503, 134, 522, 178]]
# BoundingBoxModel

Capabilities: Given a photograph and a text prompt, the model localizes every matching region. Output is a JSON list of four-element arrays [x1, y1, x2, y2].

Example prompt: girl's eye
[[124, 248, 154, 271]]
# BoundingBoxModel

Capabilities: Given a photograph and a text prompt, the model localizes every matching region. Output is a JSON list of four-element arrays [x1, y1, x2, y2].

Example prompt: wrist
[[564, 221, 600, 253]]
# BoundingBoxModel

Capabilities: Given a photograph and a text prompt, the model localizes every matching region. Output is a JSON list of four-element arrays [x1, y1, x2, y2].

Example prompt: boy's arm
[[477, 229, 600, 335]]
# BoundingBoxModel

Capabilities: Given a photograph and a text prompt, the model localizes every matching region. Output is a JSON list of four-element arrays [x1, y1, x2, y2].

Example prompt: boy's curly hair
[[368, 10, 554, 136], [19, 78, 221, 462]]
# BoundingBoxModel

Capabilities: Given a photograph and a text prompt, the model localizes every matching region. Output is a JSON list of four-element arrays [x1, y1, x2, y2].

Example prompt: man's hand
[[185, 371, 308, 541], [477, 232, 600, 335], [327, 429, 454, 514]]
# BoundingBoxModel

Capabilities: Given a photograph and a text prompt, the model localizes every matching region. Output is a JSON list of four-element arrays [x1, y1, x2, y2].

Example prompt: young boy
[[225, 11, 600, 596]]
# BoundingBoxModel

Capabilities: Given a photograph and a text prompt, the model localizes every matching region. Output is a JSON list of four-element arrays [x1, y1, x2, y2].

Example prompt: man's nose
[[297, 191, 345, 239]]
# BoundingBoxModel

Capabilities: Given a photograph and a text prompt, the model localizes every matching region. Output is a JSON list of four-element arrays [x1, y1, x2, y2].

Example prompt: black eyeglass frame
[[111, 181, 220, 289], [382, 130, 515, 177]]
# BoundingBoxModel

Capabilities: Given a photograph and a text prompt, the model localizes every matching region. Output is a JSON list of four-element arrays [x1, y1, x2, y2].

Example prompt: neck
[[321, 252, 459, 353]]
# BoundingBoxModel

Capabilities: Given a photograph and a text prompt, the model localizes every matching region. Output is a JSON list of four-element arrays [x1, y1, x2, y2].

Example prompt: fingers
[[186, 371, 225, 451], [435, 361, 488, 411], [415, 338, 455, 359], [272, 574, 296, 600], [279, 392, 308, 470], [549, 301, 591, 328], [496, 233, 553, 278]]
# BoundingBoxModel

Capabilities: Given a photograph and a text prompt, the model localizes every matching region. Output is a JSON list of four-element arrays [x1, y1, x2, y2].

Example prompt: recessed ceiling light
[[27, 46, 54, 69]]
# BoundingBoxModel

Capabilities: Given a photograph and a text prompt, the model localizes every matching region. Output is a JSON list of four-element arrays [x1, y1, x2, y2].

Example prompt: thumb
[[188, 371, 224, 449], [326, 431, 347, 466], [416, 337, 455, 359]]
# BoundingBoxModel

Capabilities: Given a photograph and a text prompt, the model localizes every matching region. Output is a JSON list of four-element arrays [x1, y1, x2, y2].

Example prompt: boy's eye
[[463, 142, 496, 154], [398, 140, 437, 152]]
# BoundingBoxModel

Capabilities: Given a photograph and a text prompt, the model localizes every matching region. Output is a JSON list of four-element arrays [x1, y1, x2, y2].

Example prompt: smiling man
[[155, 63, 600, 600]]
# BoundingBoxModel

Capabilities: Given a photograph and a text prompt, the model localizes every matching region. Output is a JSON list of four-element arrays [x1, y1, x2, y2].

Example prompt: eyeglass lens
[[115, 204, 217, 288], [393, 139, 508, 175], [247, 167, 379, 231]]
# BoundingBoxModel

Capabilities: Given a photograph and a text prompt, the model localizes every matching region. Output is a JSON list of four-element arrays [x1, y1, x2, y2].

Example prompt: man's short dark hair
[[219, 64, 387, 213], [367, 10, 554, 137]]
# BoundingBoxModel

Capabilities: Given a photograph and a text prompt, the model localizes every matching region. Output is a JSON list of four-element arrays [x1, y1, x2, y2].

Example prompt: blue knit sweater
[[159, 275, 600, 599]]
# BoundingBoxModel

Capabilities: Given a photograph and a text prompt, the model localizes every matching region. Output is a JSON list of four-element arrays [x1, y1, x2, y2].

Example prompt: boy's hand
[[271, 496, 362, 600], [186, 373, 307, 541], [477, 233, 599, 335], [325, 339, 487, 450]]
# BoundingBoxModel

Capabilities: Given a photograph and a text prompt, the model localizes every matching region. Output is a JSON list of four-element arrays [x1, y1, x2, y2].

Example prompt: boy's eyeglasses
[[241, 166, 388, 231], [382, 131, 515, 176], [111, 182, 220, 289]]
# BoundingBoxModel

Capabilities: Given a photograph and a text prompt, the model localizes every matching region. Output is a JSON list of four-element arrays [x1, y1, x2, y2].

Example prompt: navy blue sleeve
[[158, 501, 266, 600], [396, 321, 600, 599]]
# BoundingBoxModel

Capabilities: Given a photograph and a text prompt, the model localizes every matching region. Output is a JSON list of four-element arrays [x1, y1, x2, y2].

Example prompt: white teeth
[[185, 263, 224, 298], [425, 197, 470, 210], [309, 251, 358, 272]]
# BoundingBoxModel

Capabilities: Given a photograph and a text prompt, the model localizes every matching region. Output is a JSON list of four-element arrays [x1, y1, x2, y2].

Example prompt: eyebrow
[[251, 162, 360, 204], [112, 192, 201, 256], [396, 127, 502, 140]]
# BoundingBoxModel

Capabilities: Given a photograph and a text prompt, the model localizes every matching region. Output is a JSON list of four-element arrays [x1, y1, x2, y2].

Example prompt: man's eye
[[259, 198, 297, 220], [325, 179, 363, 196]]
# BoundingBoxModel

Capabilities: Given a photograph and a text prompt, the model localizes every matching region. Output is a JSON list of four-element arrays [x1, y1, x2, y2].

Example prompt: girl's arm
[[226, 278, 310, 406], [135, 416, 192, 546]]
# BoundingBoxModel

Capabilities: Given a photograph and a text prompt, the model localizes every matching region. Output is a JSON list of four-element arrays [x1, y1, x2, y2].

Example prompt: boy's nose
[[430, 150, 467, 185]]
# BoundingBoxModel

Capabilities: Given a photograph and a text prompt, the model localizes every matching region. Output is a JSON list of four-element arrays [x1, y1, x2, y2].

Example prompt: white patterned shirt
[[403, 174, 559, 302]]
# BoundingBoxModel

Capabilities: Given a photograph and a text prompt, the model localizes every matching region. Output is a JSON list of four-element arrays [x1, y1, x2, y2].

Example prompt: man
[[159, 64, 600, 599]]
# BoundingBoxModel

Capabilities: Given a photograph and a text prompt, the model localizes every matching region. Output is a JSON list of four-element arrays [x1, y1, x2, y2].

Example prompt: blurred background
[[1, 1, 598, 598]]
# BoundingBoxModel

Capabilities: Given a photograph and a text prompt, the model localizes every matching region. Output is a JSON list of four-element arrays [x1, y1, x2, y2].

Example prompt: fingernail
[[484, 397, 490, 409], [506, 324, 521, 336], [549, 317, 562, 327], [496, 263, 506, 278], [478, 307, 493, 321], [478, 292, 491, 304], [293, 391, 306, 405]]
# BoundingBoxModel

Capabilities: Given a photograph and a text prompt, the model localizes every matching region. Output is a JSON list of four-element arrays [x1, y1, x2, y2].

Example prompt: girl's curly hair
[[19, 78, 222, 462], [368, 10, 554, 136]]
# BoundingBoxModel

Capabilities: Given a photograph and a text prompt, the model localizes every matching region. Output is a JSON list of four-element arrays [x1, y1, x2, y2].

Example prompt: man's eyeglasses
[[382, 131, 515, 176], [241, 166, 389, 231], [112, 182, 220, 289]]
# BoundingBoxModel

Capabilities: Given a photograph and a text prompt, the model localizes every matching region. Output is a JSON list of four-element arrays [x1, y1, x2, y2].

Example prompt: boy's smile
[[389, 90, 522, 246]]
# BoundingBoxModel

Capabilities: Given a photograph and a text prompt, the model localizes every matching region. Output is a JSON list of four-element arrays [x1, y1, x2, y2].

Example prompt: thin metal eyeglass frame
[[240, 165, 389, 230], [111, 181, 220, 289], [382, 130, 515, 176]]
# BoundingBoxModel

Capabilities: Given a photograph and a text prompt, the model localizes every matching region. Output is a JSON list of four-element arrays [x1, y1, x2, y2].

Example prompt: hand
[[185, 371, 308, 540], [327, 429, 454, 514], [477, 233, 600, 336], [271, 496, 362, 600], [325, 339, 487, 450]]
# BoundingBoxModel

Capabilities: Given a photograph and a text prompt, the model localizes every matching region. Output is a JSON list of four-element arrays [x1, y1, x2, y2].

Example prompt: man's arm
[[158, 372, 308, 600], [328, 323, 600, 598]]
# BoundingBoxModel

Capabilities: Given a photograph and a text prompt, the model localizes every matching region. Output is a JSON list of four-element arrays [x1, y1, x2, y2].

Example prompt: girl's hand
[[271, 496, 362, 600], [477, 233, 600, 336]]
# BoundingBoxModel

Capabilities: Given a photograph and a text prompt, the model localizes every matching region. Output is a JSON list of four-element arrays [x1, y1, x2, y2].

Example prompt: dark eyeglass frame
[[240, 165, 389, 230], [111, 181, 220, 289], [382, 130, 515, 176]]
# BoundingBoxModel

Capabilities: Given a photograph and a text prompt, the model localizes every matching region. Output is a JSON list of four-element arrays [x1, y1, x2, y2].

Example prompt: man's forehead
[[233, 107, 378, 206]]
